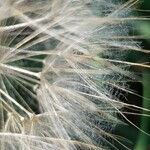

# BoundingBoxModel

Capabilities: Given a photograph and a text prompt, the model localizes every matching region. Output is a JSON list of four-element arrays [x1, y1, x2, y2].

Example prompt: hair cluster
[[0, 0, 146, 150]]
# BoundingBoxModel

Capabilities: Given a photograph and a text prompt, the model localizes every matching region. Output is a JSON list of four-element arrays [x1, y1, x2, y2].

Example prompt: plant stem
[[134, 70, 150, 150]]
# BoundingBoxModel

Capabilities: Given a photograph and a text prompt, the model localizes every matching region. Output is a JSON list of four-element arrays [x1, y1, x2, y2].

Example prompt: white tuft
[[0, 0, 145, 150]]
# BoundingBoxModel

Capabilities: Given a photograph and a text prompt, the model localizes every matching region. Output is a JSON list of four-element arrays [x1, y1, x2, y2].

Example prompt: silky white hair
[[0, 0, 148, 150]]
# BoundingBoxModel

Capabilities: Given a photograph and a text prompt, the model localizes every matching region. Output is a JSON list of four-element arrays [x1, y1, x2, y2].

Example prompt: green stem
[[134, 70, 150, 150]]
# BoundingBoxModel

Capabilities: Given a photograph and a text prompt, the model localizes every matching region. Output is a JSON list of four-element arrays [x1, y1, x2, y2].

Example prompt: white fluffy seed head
[[0, 0, 146, 150]]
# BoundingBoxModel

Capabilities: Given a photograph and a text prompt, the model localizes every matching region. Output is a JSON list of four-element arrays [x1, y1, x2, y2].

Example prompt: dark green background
[[114, 0, 150, 149]]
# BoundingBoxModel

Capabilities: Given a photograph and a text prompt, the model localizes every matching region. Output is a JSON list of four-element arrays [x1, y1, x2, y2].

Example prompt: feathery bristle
[[0, 0, 148, 150]]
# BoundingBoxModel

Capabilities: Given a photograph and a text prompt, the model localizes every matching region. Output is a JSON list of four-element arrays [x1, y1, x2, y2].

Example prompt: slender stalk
[[0, 63, 40, 78], [134, 70, 150, 150], [0, 89, 32, 118]]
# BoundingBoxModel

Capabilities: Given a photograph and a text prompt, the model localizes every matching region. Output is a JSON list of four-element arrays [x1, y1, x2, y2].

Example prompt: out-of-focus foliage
[[114, 0, 150, 150], [135, 0, 150, 150], [115, 0, 150, 150]]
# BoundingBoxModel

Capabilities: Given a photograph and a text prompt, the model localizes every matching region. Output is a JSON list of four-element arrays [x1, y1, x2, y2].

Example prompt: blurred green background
[[114, 0, 150, 149], [132, 0, 150, 148]]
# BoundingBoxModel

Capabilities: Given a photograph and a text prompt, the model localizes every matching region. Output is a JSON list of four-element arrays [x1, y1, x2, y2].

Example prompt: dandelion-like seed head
[[0, 0, 147, 150]]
